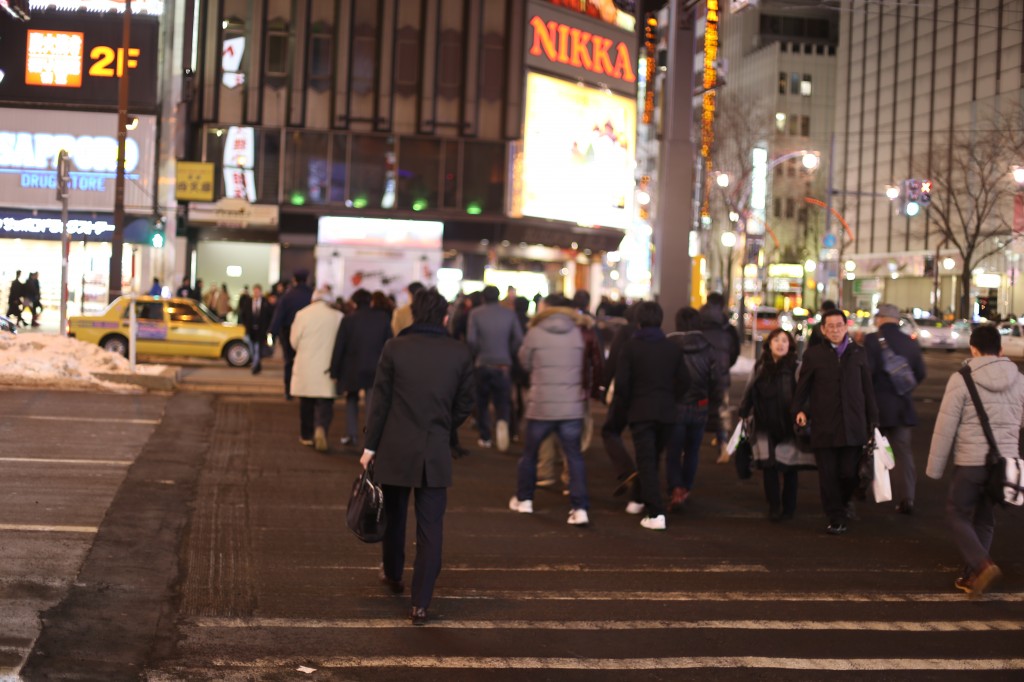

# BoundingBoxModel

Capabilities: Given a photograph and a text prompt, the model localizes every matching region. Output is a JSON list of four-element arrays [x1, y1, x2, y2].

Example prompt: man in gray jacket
[[926, 324, 1024, 597], [467, 285, 524, 451], [509, 295, 591, 526]]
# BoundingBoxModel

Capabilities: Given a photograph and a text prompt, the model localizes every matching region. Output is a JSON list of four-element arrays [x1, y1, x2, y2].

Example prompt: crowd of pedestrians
[[220, 271, 1021, 622]]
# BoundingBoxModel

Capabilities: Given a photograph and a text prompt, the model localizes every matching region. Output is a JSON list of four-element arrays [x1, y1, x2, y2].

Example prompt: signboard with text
[[0, 10, 159, 111], [0, 108, 156, 212]]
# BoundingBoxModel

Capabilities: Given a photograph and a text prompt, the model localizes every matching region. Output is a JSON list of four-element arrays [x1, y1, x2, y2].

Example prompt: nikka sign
[[525, 1, 637, 96]]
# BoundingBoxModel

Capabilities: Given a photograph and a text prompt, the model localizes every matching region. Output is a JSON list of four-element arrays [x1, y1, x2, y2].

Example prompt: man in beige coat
[[290, 289, 344, 451]]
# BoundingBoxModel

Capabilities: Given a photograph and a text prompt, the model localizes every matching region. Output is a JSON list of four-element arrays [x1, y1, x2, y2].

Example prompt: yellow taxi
[[68, 295, 252, 367]]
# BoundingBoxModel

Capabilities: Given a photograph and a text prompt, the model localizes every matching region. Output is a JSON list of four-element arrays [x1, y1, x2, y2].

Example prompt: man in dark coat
[[239, 284, 274, 374], [794, 308, 879, 535], [600, 303, 638, 495], [360, 288, 475, 626], [6, 270, 26, 326], [23, 272, 42, 327], [330, 288, 393, 447], [269, 269, 313, 399], [612, 301, 688, 531], [863, 303, 926, 514], [699, 292, 740, 462]]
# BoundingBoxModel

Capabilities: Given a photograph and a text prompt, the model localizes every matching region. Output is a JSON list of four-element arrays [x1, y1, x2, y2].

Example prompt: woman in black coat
[[739, 329, 811, 521]]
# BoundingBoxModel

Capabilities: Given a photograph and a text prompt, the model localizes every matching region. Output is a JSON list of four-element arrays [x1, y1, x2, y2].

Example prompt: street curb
[[93, 366, 179, 391]]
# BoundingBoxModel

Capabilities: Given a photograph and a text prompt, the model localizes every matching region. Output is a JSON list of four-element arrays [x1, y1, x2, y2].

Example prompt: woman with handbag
[[738, 329, 811, 521]]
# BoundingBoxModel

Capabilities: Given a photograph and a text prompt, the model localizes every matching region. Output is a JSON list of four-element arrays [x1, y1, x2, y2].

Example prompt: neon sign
[[25, 30, 84, 87], [528, 15, 637, 84]]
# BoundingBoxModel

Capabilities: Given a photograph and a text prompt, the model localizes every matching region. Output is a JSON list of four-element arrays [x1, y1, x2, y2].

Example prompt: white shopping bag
[[872, 451, 893, 503], [725, 420, 745, 456], [872, 428, 895, 470]]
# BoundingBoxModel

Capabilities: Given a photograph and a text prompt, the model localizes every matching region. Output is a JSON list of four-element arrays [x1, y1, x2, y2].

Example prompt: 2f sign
[[88, 46, 140, 78]]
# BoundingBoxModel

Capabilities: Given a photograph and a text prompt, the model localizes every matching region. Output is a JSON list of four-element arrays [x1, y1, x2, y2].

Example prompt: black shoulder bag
[[346, 461, 388, 542], [957, 367, 1022, 507]]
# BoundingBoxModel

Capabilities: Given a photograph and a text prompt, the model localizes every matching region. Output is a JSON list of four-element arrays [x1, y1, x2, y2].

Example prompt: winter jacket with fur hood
[[518, 306, 587, 421], [926, 356, 1024, 478]]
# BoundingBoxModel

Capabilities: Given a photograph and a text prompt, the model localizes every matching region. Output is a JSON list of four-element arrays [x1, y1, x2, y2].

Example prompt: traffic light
[[901, 178, 932, 217], [150, 220, 165, 248]]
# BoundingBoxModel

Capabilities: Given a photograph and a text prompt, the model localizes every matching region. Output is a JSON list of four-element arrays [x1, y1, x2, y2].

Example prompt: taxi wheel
[[100, 334, 129, 357], [224, 340, 252, 367]]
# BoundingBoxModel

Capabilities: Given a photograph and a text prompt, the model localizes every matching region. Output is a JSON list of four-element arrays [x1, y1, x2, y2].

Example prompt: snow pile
[[0, 333, 167, 391]]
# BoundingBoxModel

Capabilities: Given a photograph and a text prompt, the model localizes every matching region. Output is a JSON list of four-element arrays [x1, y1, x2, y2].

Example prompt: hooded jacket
[[699, 303, 740, 388], [927, 356, 1024, 477], [518, 306, 587, 421], [667, 330, 722, 410]]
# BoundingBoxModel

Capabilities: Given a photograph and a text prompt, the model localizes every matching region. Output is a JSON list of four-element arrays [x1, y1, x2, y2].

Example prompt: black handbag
[[734, 437, 754, 480], [855, 434, 875, 501], [346, 461, 387, 543]]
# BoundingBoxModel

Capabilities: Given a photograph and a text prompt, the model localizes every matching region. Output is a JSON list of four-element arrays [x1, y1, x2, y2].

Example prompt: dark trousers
[[474, 366, 511, 442], [299, 397, 334, 440], [630, 420, 675, 517], [516, 418, 588, 511], [665, 405, 708, 492], [814, 446, 862, 524], [345, 388, 373, 444], [947, 466, 995, 573], [881, 425, 916, 503], [381, 485, 447, 610], [763, 465, 799, 515], [601, 400, 635, 481], [246, 333, 266, 369], [280, 334, 295, 398]]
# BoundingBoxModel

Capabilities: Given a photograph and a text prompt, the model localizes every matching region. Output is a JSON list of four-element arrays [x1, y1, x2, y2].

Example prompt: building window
[[308, 31, 332, 84], [462, 140, 505, 215], [788, 114, 800, 136], [785, 197, 795, 218], [789, 72, 800, 95], [349, 135, 394, 209], [775, 112, 786, 133], [330, 134, 348, 203], [800, 114, 810, 137], [397, 137, 441, 212], [801, 74, 812, 96], [773, 197, 782, 218], [778, 71, 787, 95], [265, 26, 290, 78], [284, 131, 329, 205]]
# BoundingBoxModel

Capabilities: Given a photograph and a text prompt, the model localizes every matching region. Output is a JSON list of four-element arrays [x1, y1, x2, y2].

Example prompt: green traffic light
[[151, 233, 165, 248]]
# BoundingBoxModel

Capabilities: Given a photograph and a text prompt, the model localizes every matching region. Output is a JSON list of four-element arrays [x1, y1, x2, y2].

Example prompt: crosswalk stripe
[[194, 617, 1024, 632], [18, 415, 160, 425], [205, 656, 1024, 671], [0, 524, 98, 534], [436, 589, 1024, 603], [303, 563, 772, 574], [0, 457, 130, 466]]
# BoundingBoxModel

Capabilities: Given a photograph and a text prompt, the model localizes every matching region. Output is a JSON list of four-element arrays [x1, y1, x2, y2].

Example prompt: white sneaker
[[640, 514, 666, 531], [509, 496, 533, 513], [495, 419, 510, 452], [567, 509, 589, 526], [478, 438, 493, 448], [625, 501, 645, 515]]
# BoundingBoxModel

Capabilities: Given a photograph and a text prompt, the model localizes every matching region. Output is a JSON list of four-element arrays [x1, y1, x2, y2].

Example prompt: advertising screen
[[0, 10, 159, 110], [518, 72, 635, 230], [0, 108, 156, 212]]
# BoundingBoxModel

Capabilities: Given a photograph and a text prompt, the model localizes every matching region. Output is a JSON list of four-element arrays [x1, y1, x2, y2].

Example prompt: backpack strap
[[958, 366, 1002, 465]]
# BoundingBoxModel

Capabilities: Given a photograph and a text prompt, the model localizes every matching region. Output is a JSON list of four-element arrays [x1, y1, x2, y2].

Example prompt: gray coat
[[467, 302, 523, 367], [518, 307, 586, 421], [927, 356, 1024, 479]]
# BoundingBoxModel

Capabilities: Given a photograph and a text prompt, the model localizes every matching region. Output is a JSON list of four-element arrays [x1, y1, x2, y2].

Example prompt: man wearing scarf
[[794, 308, 878, 535]]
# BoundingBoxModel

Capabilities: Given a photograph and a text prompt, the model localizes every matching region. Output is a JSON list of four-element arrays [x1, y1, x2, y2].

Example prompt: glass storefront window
[[462, 141, 505, 215], [396, 138, 440, 212], [330, 134, 348, 204], [204, 126, 280, 203], [284, 131, 329, 205], [349, 135, 394, 209]]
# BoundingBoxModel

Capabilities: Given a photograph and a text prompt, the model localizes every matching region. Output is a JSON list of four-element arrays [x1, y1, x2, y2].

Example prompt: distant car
[[915, 318, 970, 351], [998, 321, 1024, 358], [67, 295, 251, 367], [850, 313, 919, 344], [0, 313, 17, 334]]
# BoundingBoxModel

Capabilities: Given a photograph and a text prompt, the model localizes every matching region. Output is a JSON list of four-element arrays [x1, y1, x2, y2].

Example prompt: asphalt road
[[2, 349, 1024, 680]]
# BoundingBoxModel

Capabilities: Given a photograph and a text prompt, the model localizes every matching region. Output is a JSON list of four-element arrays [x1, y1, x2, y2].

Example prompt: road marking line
[[431, 589, 1024, 603], [0, 524, 98, 534], [195, 617, 1024, 632], [18, 415, 159, 425], [0, 457, 130, 466], [302, 564, 771, 574], [206, 656, 1024, 671]]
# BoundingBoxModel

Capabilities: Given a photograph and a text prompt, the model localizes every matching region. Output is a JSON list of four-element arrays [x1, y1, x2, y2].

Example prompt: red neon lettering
[[557, 23, 572, 64], [612, 43, 636, 82], [590, 35, 614, 76], [529, 16, 559, 61], [569, 28, 594, 70]]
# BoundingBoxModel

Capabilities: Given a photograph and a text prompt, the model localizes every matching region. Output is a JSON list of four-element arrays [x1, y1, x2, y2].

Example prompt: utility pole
[[57, 150, 71, 334], [652, 0, 698, 330], [109, 0, 132, 302]]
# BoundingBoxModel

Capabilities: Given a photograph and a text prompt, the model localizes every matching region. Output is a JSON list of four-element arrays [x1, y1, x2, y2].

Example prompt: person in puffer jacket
[[926, 324, 1024, 598], [665, 307, 722, 510], [509, 295, 591, 527]]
